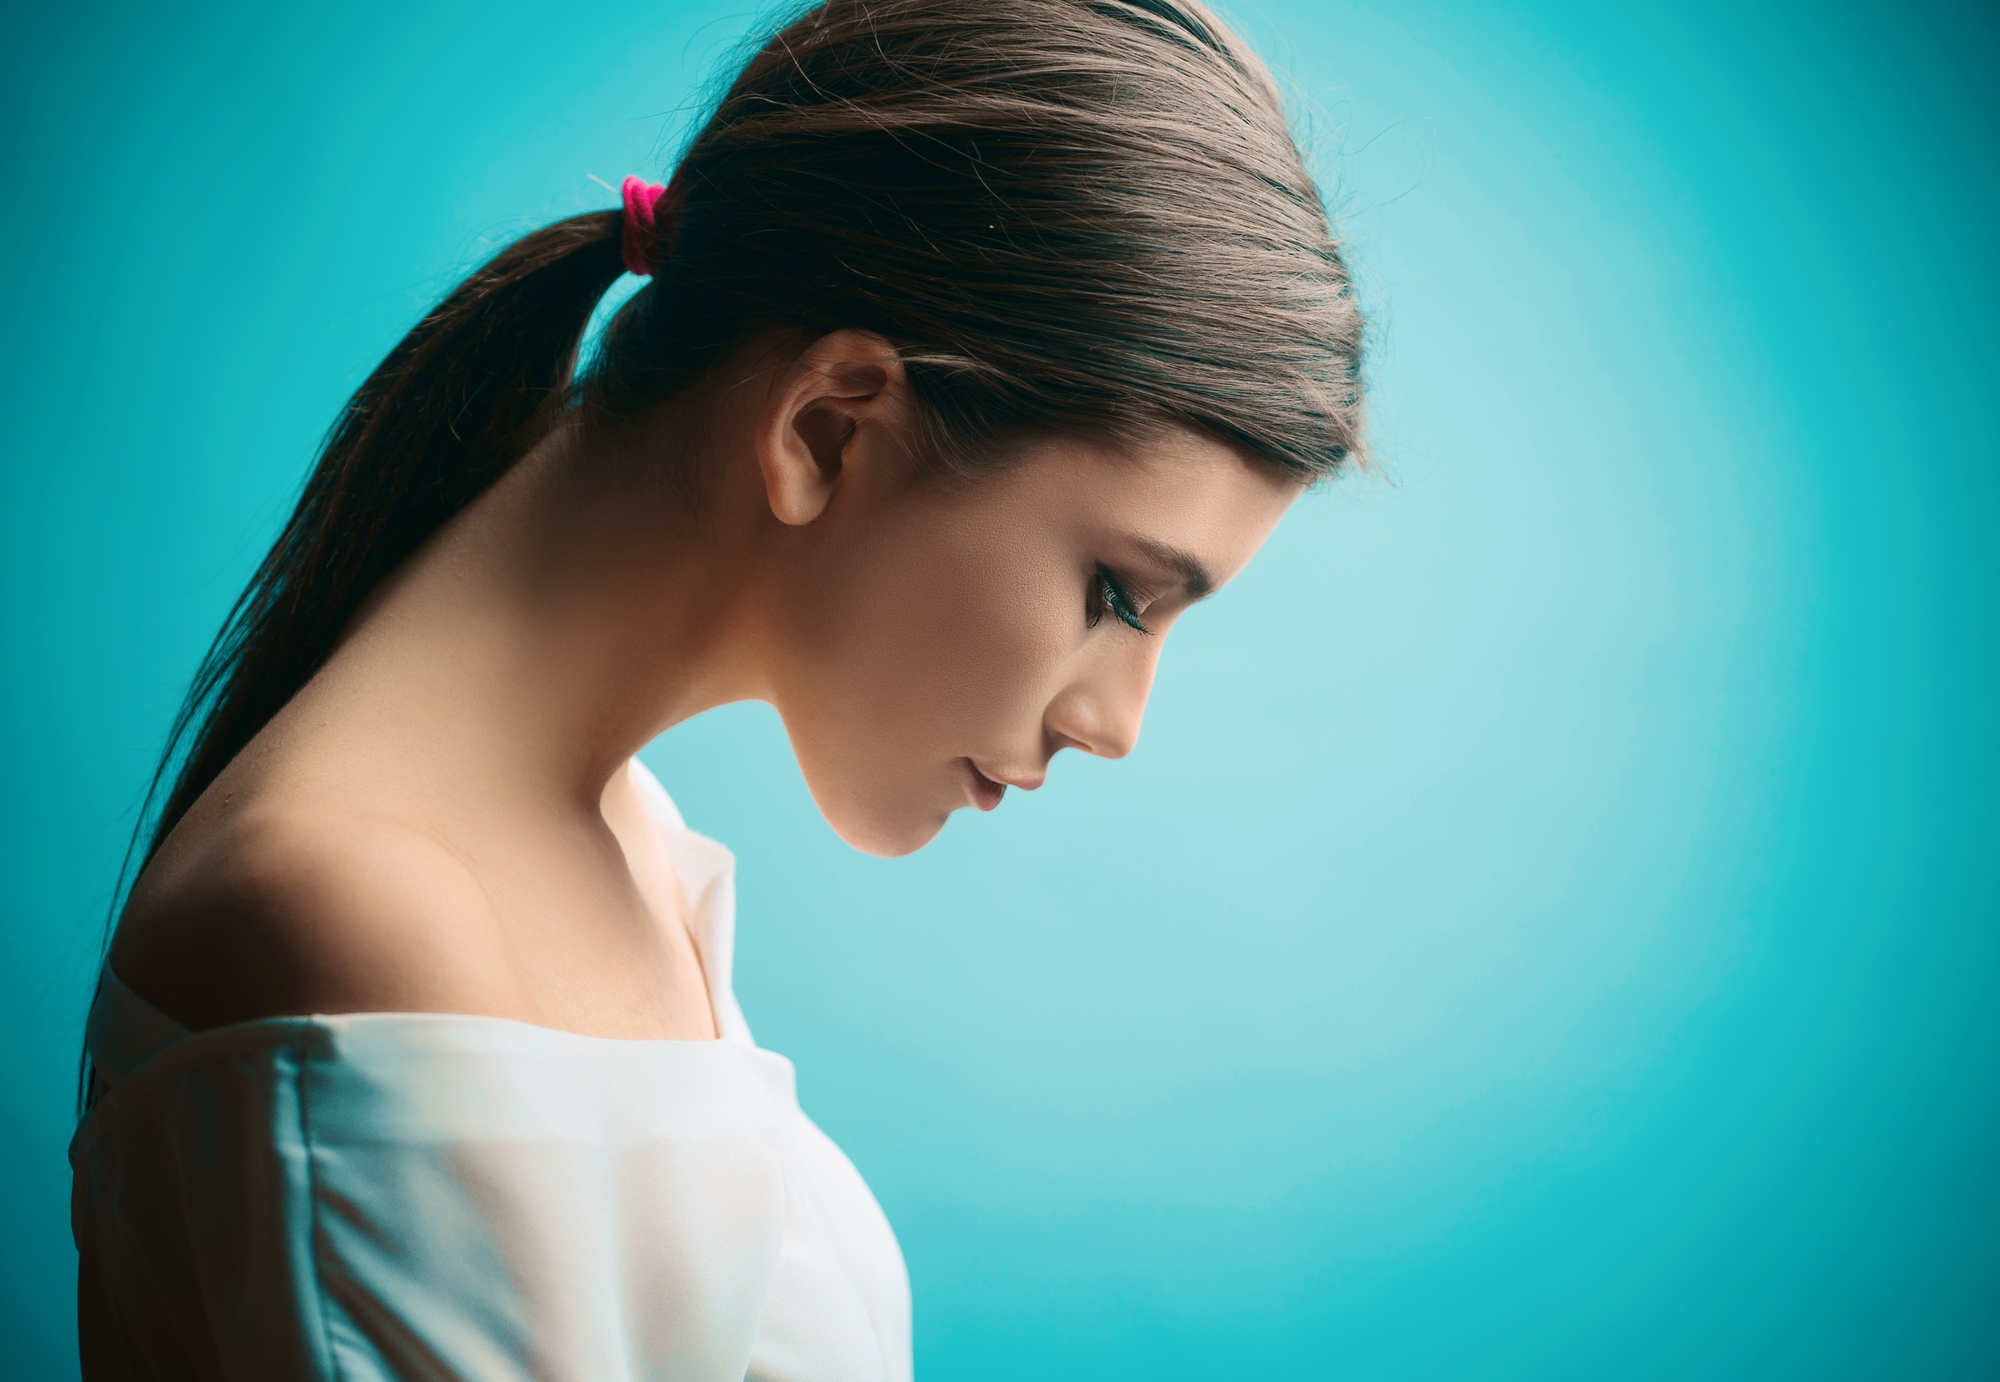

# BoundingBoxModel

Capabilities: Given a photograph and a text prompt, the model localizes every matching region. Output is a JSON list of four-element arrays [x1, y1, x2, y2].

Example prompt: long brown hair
[[126, 0, 1365, 922]]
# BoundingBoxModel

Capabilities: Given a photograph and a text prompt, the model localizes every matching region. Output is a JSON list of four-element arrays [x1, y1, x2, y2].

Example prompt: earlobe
[[754, 331, 910, 527]]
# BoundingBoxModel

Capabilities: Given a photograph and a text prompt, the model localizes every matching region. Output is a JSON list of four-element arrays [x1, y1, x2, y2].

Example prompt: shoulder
[[112, 804, 521, 1033]]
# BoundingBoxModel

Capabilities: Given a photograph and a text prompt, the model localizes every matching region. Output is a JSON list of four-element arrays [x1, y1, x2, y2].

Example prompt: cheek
[[791, 513, 1076, 758]]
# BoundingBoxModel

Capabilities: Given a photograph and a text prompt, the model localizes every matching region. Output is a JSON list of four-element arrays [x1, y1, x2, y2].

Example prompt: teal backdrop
[[4, 1, 1996, 1377]]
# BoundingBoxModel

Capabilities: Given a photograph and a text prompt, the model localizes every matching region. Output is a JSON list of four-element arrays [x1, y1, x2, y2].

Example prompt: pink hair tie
[[620, 176, 677, 277]]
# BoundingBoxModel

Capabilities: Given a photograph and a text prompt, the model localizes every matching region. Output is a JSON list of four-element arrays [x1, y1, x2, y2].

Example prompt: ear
[[754, 330, 915, 526]]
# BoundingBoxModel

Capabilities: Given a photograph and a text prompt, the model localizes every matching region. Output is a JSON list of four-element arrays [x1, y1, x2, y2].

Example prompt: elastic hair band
[[620, 176, 677, 278]]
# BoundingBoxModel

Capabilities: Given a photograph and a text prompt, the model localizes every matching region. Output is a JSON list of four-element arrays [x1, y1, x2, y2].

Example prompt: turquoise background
[[4, 1, 1996, 1376]]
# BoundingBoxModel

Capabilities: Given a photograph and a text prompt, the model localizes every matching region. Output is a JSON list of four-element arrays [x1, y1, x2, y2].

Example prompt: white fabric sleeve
[[73, 1017, 794, 1382]]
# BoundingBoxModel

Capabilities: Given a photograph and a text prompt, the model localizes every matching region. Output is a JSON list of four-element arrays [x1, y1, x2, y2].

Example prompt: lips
[[965, 759, 1007, 811]]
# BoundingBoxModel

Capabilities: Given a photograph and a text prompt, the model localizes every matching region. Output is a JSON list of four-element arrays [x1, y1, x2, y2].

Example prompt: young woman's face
[[761, 425, 1301, 856]]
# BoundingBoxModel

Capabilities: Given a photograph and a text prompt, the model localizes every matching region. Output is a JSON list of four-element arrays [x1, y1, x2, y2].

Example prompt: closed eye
[[1088, 563, 1152, 635]]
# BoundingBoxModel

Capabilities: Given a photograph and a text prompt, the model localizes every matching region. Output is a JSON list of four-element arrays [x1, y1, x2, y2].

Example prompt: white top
[[70, 763, 912, 1382]]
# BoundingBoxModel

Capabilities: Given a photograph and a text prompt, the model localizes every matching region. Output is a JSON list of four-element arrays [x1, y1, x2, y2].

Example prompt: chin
[[827, 810, 947, 859], [808, 784, 950, 858]]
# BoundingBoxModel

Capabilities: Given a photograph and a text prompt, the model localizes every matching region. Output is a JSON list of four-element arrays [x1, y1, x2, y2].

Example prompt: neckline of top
[[87, 961, 775, 1103], [78, 962, 792, 1143]]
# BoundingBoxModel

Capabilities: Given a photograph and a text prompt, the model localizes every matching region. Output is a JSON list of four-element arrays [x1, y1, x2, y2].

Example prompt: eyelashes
[[1087, 562, 1152, 635]]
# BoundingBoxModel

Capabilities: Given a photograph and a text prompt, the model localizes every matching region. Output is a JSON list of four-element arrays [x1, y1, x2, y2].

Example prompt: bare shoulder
[[112, 803, 520, 1033]]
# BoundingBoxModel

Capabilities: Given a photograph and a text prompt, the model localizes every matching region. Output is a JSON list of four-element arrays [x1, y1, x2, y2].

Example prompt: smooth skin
[[112, 331, 1300, 1041]]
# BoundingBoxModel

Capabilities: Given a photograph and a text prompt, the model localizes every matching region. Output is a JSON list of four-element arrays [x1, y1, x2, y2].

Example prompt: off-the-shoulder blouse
[[70, 762, 911, 1381]]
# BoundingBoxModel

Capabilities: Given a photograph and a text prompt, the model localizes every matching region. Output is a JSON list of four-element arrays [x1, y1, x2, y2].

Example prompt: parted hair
[[132, 0, 1365, 889]]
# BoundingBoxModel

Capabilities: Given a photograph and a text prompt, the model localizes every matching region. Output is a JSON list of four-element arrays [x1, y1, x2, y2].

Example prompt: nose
[[1043, 642, 1161, 762]]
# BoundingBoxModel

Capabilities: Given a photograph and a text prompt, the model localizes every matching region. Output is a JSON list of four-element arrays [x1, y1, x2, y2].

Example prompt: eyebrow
[[1135, 537, 1214, 600]]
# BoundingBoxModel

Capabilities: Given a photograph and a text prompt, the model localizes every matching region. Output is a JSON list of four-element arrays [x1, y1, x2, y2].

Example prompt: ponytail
[[131, 211, 626, 877]]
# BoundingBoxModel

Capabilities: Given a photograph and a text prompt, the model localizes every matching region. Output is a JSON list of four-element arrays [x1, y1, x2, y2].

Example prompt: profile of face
[[736, 333, 1302, 856]]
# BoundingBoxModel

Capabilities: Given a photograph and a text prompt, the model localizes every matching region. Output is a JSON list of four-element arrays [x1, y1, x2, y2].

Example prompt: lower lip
[[965, 761, 1006, 812]]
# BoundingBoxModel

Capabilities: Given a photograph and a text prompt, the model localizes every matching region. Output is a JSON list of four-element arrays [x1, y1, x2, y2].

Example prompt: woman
[[71, 0, 1365, 1376]]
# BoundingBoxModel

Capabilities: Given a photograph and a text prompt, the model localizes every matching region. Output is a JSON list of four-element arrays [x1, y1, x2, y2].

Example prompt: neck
[[315, 413, 769, 808]]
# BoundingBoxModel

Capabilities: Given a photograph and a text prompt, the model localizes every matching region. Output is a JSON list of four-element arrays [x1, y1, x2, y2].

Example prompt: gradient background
[[4, 1, 1996, 1377]]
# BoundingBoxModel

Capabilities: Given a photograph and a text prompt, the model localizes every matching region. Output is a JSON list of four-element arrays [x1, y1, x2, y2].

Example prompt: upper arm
[[111, 811, 520, 1033]]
